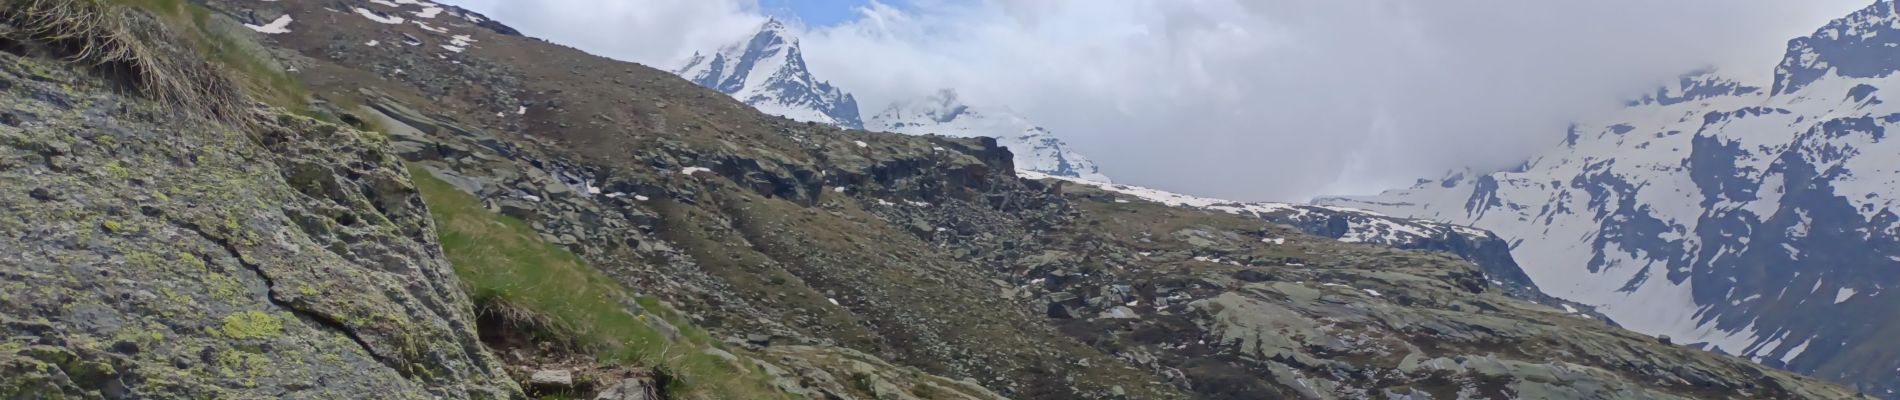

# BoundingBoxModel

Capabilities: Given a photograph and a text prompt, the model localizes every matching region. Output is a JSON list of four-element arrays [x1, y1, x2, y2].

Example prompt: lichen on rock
[[0, 5, 518, 398]]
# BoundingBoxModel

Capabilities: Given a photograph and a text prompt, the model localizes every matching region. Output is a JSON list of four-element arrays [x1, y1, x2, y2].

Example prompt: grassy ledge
[[114, 0, 306, 109], [409, 166, 793, 399]]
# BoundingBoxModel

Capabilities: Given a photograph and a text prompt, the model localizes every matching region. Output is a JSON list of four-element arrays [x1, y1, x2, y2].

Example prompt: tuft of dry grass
[[2, 0, 250, 123], [473, 295, 588, 355]]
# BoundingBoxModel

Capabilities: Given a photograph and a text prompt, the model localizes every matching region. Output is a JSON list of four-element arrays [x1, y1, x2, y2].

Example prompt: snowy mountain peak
[[674, 19, 863, 128], [870, 90, 1110, 182], [758, 17, 790, 35]]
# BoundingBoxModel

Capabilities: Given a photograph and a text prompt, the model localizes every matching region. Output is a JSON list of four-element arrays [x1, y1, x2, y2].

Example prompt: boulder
[[529, 369, 574, 392], [746, 333, 773, 348], [1232, 269, 1277, 283], [594, 377, 661, 400]]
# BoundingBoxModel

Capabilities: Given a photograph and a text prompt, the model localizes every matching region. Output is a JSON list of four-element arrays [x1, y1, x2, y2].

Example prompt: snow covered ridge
[[1321, 1, 1900, 393], [1019, 170, 1489, 249], [871, 89, 1110, 182], [673, 22, 1110, 183]]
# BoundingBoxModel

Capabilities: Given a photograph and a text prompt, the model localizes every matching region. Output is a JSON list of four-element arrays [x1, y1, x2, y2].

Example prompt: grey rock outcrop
[[0, 20, 518, 399]]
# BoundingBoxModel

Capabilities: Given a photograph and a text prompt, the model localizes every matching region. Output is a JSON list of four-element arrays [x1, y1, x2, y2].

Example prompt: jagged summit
[[675, 18, 863, 128], [1775, 0, 1900, 95], [759, 16, 790, 33], [870, 89, 1111, 182]]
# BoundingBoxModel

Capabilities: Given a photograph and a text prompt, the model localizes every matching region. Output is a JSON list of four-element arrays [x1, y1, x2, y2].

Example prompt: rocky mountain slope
[[0, 0, 1875, 398], [675, 21, 1110, 182], [1016, 171, 1593, 315], [1322, 1, 1900, 396]]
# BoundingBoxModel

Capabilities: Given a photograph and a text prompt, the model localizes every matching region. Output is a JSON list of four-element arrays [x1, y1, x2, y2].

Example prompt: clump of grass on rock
[[2, 0, 250, 122]]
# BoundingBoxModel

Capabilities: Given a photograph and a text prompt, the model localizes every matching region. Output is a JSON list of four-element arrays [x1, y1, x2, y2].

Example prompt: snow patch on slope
[[245, 14, 293, 34], [354, 7, 404, 24]]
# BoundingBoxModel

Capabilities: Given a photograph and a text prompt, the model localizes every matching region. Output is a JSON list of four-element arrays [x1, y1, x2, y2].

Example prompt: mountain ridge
[[1321, 1, 1900, 396]]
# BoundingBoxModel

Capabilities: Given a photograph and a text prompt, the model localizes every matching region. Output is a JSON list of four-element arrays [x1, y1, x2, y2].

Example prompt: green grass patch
[[105, 0, 309, 110], [409, 166, 793, 399]]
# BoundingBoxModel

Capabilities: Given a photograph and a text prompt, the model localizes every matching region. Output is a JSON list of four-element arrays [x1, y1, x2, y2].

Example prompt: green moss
[[218, 310, 282, 339], [849, 372, 875, 395]]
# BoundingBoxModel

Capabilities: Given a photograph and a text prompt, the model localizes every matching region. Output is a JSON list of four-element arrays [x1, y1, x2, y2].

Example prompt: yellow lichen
[[104, 160, 131, 179], [125, 251, 159, 268], [178, 252, 206, 271], [206, 273, 245, 300], [217, 310, 281, 339]]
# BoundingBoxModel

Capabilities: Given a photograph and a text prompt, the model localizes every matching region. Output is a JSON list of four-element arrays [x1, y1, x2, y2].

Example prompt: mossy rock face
[[0, 29, 517, 399]]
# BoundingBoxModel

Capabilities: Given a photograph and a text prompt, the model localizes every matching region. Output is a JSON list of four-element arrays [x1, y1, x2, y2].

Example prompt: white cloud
[[441, 0, 764, 66], [440, 0, 1870, 201]]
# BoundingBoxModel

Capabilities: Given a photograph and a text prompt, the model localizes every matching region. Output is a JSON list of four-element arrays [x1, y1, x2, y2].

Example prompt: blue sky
[[759, 0, 884, 26]]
